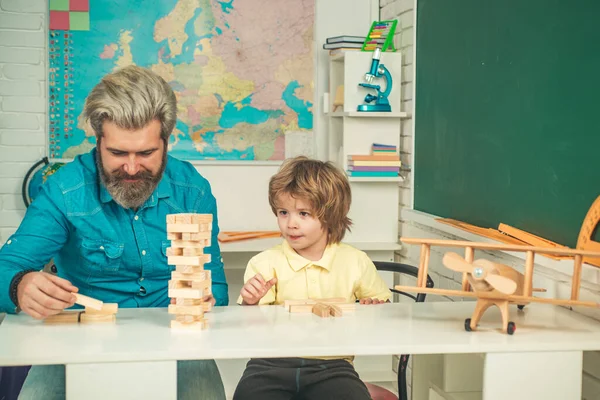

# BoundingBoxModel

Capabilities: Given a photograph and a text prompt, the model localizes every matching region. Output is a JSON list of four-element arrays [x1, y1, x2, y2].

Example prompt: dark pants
[[233, 358, 372, 400]]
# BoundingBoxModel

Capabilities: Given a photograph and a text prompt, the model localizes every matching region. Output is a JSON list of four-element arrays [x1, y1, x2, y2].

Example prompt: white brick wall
[[0, 0, 46, 243]]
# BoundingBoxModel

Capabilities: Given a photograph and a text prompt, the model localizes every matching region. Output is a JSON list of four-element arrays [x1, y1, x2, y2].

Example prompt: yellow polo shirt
[[237, 240, 391, 305]]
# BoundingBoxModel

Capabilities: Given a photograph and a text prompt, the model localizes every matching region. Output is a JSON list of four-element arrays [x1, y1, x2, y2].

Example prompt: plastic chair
[[363, 261, 435, 400]]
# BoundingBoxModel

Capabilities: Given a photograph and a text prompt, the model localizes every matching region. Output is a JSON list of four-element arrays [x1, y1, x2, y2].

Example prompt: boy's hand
[[359, 298, 387, 305], [240, 273, 277, 305]]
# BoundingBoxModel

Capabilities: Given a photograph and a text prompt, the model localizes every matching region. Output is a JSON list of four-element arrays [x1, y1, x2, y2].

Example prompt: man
[[0, 65, 228, 400]]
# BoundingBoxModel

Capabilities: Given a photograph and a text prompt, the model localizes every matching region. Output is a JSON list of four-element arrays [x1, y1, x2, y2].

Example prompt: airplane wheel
[[464, 318, 473, 332], [517, 305, 525, 311], [507, 321, 516, 335]]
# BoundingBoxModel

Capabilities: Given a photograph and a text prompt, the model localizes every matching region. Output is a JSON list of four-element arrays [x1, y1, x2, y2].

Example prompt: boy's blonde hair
[[83, 65, 177, 140], [269, 156, 352, 244]]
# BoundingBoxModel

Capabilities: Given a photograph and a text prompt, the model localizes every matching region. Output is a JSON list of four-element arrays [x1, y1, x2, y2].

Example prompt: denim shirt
[[0, 148, 228, 313]]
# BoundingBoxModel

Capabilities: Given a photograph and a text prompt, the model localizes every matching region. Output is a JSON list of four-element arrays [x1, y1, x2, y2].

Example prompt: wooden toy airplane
[[396, 197, 600, 335]]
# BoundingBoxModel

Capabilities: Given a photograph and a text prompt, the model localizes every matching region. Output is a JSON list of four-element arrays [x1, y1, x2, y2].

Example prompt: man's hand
[[359, 298, 387, 305], [17, 271, 78, 319], [240, 273, 277, 305]]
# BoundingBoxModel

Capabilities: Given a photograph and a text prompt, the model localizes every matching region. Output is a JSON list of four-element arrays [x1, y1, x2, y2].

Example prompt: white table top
[[1, 302, 600, 366]]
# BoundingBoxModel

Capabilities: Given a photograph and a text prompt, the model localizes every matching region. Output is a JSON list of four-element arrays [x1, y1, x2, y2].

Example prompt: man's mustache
[[110, 169, 154, 181]]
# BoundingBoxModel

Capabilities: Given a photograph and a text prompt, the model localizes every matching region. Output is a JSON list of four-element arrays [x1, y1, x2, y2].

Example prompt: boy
[[234, 156, 391, 400]]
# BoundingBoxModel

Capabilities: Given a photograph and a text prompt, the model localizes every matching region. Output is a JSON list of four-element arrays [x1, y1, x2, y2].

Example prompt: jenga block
[[283, 298, 346, 309], [168, 288, 204, 299], [182, 247, 206, 256], [289, 304, 315, 313], [80, 314, 116, 324], [176, 314, 204, 323], [44, 311, 82, 324], [170, 239, 209, 248], [175, 214, 193, 224], [171, 271, 209, 281], [166, 214, 176, 224], [182, 233, 211, 242], [85, 303, 118, 315], [169, 279, 211, 291], [168, 255, 211, 266], [167, 232, 181, 240], [175, 265, 205, 274], [191, 214, 212, 224], [329, 304, 343, 317], [168, 304, 205, 316], [312, 303, 332, 318], [73, 293, 103, 310], [167, 224, 201, 233], [166, 247, 184, 256], [171, 319, 208, 330], [176, 298, 203, 306]]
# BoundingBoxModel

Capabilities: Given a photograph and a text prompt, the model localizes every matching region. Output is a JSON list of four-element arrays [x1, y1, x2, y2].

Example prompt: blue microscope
[[357, 47, 392, 112]]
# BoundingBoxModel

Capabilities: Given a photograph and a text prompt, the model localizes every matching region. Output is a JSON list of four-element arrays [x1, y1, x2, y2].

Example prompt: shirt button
[[142, 250, 147, 256], [134, 215, 139, 221], [99, 245, 104, 250], [7, 240, 11, 245], [140, 277, 145, 282]]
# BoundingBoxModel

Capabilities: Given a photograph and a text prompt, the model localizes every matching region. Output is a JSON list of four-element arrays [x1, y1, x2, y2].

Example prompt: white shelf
[[348, 176, 404, 183], [220, 237, 401, 253], [326, 111, 409, 118]]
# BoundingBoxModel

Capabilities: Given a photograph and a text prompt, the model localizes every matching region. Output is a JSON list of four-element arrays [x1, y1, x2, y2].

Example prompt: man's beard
[[96, 142, 167, 210]]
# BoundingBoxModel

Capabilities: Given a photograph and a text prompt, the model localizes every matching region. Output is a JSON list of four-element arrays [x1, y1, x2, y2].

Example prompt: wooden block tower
[[166, 213, 213, 330]]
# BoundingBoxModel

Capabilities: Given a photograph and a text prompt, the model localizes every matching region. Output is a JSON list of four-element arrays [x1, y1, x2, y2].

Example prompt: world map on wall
[[48, 0, 314, 161]]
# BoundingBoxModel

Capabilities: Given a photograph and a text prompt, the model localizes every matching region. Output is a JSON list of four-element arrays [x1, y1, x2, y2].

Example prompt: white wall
[[0, 0, 46, 243]]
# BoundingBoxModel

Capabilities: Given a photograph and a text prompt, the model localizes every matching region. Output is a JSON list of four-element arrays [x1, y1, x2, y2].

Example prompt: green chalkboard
[[414, 0, 600, 248]]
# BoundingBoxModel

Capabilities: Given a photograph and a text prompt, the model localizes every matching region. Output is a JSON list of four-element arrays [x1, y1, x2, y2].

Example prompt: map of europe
[[48, 0, 314, 161]]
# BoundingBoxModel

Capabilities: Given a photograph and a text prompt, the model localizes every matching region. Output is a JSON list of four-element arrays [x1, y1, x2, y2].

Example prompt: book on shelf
[[347, 171, 399, 177], [323, 42, 363, 50], [348, 154, 400, 161], [326, 35, 385, 44], [348, 165, 399, 172], [348, 160, 401, 167]]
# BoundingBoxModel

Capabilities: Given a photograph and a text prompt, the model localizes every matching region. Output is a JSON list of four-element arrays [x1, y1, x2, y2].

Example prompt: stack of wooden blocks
[[44, 293, 118, 324], [166, 213, 213, 330]]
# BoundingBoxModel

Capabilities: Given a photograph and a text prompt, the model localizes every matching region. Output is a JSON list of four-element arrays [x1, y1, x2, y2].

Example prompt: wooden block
[[166, 247, 184, 256], [44, 311, 82, 324], [166, 214, 176, 224], [171, 270, 209, 281], [175, 214, 193, 224], [167, 223, 201, 233], [191, 214, 212, 224], [168, 255, 211, 266], [175, 265, 205, 274], [283, 297, 346, 309], [167, 232, 181, 240], [173, 213, 212, 224], [312, 303, 331, 318], [182, 247, 206, 256], [169, 239, 209, 248], [168, 288, 204, 299], [329, 304, 343, 317], [85, 303, 118, 315], [176, 314, 204, 323], [80, 314, 116, 324], [171, 319, 208, 330], [73, 293, 103, 310], [289, 304, 314, 313], [182, 233, 211, 242], [176, 298, 202, 306], [168, 304, 205, 316]]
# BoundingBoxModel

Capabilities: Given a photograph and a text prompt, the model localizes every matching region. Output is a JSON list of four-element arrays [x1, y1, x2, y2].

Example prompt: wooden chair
[[364, 261, 435, 400]]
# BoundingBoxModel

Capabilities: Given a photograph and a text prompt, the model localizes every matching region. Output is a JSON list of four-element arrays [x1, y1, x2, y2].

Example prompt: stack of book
[[323, 35, 385, 51], [347, 143, 401, 178]]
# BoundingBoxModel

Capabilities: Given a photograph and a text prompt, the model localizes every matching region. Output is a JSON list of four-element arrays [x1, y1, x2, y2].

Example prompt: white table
[[1, 302, 599, 400]]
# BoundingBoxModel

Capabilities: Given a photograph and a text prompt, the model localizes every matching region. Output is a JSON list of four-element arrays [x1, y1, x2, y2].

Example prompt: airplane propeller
[[442, 252, 518, 295]]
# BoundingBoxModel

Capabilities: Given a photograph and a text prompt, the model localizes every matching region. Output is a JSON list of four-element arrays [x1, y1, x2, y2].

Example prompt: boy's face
[[275, 193, 328, 261]]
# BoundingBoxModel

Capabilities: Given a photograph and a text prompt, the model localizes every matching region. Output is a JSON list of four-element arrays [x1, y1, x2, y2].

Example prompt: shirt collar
[[282, 240, 338, 272]]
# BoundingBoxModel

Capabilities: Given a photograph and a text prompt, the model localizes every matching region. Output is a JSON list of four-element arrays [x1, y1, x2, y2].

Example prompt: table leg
[[66, 360, 177, 400], [483, 351, 582, 400]]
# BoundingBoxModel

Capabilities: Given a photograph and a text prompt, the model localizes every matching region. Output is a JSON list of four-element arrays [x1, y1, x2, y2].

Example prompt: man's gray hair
[[83, 65, 177, 140]]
